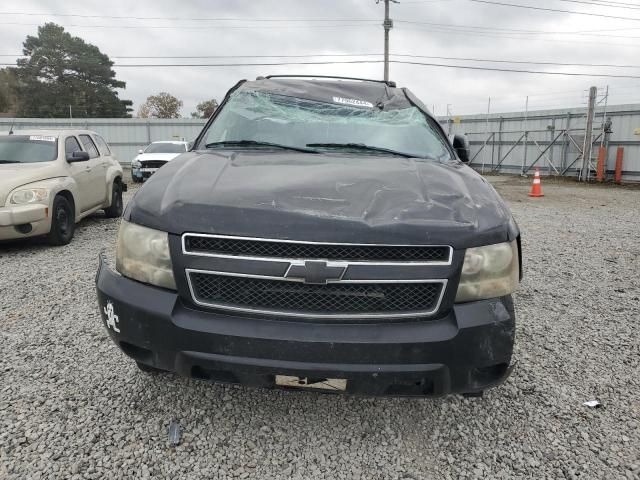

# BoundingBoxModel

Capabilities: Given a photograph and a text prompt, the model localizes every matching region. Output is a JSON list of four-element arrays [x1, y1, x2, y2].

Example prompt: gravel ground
[[1, 176, 639, 479]]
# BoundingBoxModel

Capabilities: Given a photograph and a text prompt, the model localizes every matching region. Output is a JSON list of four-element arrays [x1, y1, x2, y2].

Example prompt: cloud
[[1, 0, 638, 116]]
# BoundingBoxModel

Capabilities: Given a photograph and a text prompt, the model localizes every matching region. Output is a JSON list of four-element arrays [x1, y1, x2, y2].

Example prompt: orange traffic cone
[[529, 168, 544, 197]]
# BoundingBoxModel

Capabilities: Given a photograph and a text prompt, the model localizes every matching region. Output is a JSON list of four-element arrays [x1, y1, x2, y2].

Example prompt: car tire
[[47, 195, 75, 246], [104, 180, 123, 218], [136, 361, 165, 374]]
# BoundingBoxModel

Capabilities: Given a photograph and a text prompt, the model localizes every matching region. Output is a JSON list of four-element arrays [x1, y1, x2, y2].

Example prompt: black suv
[[97, 76, 521, 397]]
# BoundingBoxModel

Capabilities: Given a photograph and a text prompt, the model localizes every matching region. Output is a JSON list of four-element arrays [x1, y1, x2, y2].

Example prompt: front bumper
[[96, 255, 515, 396], [0, 204, 50, 240], [132, 167, 159, 181]]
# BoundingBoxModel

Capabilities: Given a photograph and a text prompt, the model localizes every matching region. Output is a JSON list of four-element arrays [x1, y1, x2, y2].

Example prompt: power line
[[4, 58, 640, 79], [2, 17, 639, 40], [398, 24, 639, 48], [3, 51, 639, 68], [389, 60, 640, 79], [0, 12, 380, 22], [0, 21, 378, 30], [393, 53, 640, 69], [468, 0, 640, 21], [556, 0, 640, 9], [0, 53, 379, 58], [395, 18, 640, 38]]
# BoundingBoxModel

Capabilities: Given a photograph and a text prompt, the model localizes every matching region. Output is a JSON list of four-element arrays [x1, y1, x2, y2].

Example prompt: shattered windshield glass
[[202, 90, 452, 160]]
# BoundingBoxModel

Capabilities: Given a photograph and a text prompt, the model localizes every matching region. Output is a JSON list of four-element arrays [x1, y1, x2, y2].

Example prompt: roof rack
[[262, 75, 396, 88]]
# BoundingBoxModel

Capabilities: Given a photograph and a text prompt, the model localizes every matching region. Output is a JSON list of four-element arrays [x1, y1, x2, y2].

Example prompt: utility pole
[[379, 0, 396, 82], [580, 86, 597, 181]]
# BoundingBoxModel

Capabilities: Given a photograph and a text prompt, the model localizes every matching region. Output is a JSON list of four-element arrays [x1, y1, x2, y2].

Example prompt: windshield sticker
[[29, 135, 56, 142], [332, 97, 374, 108]]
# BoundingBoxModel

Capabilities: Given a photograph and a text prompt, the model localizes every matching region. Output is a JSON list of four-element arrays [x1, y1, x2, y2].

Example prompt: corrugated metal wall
[[2, 108, 638, 181], [439, 104, 640, 181], [0, 118, 207, 164]]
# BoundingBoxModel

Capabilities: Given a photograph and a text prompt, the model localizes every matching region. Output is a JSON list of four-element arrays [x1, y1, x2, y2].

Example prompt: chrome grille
[[183, 234, 451, 263], [140, 160, 167, 169], [182, 234, 451, 319], [188, 271, 445, 319]]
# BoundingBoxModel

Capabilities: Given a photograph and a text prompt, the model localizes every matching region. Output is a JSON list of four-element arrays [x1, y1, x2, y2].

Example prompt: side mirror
[[67, 151, 90, 163], [138, 149, 144, 154], [453, 134, 470, 163]]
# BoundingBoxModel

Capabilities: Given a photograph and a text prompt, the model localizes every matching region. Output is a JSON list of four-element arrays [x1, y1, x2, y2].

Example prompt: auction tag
[[29, 135, 56, 142], [332, 96, 374, 108]]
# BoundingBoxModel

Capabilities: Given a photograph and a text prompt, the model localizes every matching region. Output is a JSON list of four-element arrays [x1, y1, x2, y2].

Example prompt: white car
[[0, 129, 125, 245], [130, 141, 189, 182]]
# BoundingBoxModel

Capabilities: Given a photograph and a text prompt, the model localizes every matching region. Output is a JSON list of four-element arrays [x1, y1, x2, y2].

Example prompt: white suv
[[130, 140, 189, 182], [0, 129, 125, 245]]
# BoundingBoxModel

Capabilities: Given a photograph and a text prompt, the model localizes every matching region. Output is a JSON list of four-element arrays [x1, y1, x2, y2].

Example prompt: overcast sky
[[1, 0, 639, 117]]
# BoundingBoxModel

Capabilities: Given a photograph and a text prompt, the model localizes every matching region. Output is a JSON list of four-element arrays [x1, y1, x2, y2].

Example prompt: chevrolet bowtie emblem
[[285, 260, 348, 284]]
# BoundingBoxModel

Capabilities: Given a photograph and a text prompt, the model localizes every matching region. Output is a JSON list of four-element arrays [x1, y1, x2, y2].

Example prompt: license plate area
[[140, 168, 158, 173], [275, 375, 347, 392]]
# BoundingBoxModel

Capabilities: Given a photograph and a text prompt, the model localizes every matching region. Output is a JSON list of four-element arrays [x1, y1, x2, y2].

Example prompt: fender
[[104, 164, 125, 208], [7, 176, 81, 221]]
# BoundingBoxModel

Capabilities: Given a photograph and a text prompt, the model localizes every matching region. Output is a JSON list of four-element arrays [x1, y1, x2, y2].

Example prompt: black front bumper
[[96, 256, 515, 397]]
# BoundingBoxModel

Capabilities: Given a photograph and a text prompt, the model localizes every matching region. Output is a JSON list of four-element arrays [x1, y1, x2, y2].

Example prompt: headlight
[[10, 188, 49, 204], [116, 220, 176, 290], [455, 240, 519, 303], [131, 160, 141, 168]]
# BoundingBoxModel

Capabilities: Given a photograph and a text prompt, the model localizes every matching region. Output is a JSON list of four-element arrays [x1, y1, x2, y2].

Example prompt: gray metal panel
[[0, 118, 207, 165], [438, 103, 640, 181], [1, 106, 638, 179]]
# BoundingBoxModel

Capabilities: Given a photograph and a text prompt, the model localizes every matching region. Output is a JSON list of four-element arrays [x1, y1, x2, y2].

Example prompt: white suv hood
[[134, 153, 183, 163]]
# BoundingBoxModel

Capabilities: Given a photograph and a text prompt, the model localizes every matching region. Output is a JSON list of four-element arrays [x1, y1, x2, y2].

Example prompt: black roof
[[238, 76, 422, 112]]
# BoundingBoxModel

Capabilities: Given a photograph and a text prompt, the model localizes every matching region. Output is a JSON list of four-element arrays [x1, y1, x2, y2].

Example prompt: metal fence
[[2, 108, 639, 181], [440, 103, 640, 182], [0, 117, 207, 164]]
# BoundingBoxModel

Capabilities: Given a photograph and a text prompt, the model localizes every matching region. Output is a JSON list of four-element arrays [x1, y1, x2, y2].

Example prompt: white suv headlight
[[10, 188, 49, 205], [116, 220, 176, 290], [455, 240, 519, 303]]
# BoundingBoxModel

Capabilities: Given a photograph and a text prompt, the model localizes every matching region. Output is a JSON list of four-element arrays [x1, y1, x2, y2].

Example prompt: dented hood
[[126, 151, 517, 249]]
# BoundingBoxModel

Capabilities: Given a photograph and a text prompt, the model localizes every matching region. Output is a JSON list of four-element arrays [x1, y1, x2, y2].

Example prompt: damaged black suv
[[96, 75, 522, 397]]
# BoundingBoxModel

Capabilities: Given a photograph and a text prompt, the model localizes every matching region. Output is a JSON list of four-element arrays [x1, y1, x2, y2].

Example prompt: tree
[[138, 92, 183, 118], [0, 68, 19, 114], [191, 99, 218, 119], [14, 23, 132, 118]]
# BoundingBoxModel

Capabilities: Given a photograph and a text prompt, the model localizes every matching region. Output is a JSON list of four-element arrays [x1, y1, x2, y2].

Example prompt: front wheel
[[104, 181, 123, 218], [47, 195, 75, 246]]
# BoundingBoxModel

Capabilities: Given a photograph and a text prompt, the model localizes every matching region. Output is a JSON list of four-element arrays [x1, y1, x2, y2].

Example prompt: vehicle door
[[78, 134, 107, 208], [65, 136, 95, 213], [93, 134, 116, 168]]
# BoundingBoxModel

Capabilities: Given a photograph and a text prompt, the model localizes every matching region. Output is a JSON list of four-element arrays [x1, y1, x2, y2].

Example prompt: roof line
[[263, 75, 397, 88]]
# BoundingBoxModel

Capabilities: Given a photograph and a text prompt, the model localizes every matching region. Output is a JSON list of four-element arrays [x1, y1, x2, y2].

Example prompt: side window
[[65, 136, 82, 158], [93, 135, 112, 156], [79, 134, 100, 159]]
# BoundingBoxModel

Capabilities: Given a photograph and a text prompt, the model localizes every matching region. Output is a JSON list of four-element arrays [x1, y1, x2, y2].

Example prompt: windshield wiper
[[205, 140, 318, 154], [0, 160, 20, 164], [306, 143, 417, 158]]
